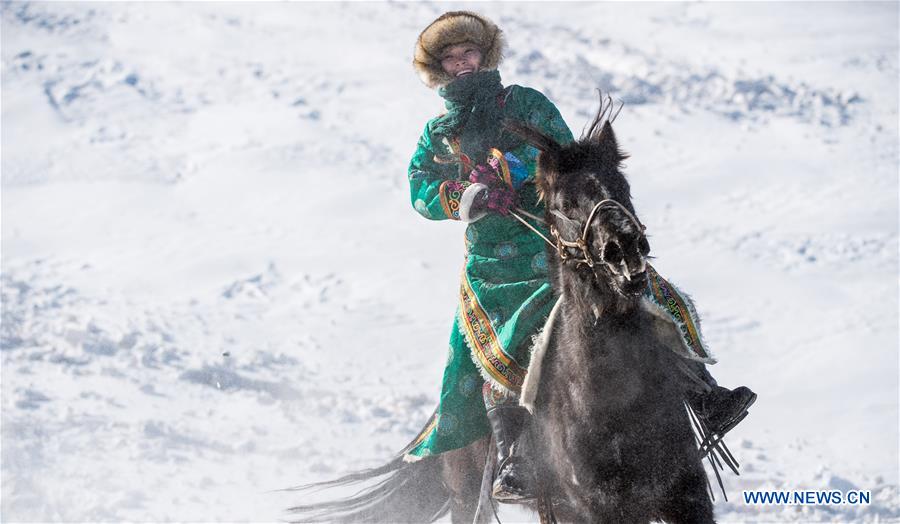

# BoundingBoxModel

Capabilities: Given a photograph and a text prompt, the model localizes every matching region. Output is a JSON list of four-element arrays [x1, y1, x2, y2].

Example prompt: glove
[[470, 183, 516, 216], [463, 152, 519, 219], [476, 186, 516, 216], [468, 160, 505, 187], [469, 150, 530, 189]]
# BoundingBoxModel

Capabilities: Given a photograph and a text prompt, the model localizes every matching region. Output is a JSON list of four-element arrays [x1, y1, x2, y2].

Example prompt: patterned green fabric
[[405, 82, 574, 460]]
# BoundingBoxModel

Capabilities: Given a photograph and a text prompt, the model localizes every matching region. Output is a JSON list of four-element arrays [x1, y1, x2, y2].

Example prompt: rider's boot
[[688, 364, 757, 436], [486, 404, 536, 503]]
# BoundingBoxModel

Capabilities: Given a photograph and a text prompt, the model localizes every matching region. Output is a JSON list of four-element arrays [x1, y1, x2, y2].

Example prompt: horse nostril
[[603, 241, 623, 265]]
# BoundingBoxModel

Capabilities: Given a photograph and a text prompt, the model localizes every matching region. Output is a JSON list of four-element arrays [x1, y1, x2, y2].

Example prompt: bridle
[[509, 198, 648, 317], [510, 198, 646, 270], [547, 199, 646, 269]]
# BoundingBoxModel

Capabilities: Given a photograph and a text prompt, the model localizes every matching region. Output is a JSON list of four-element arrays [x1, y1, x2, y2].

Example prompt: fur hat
[[413, 11, 506, 89]]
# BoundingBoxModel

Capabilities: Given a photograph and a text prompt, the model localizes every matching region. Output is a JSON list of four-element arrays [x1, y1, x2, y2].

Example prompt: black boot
[[486, 404, 536, 503], [688, 365, 757, 436]]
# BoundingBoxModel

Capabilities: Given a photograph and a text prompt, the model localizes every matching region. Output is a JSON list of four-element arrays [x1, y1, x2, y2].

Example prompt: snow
[[2, 2, 897, 522]]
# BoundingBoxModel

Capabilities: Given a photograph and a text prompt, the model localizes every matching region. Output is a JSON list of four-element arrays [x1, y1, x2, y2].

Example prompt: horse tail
[[286, 411, 454, 523], [285, 454, 451, 523]]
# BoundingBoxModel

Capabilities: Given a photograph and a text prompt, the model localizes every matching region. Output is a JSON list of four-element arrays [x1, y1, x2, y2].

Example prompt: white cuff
[[459, 183, 489, 223]]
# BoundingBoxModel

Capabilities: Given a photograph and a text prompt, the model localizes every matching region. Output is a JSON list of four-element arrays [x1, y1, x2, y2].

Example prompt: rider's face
[[440, 43, 483, 79]]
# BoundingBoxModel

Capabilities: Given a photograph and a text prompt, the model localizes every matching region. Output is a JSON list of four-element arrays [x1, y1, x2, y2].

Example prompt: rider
[[405, 10, 757, 502]]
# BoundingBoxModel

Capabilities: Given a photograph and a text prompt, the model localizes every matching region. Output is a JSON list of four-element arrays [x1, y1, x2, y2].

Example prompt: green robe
[[403, 85, 574, 460]]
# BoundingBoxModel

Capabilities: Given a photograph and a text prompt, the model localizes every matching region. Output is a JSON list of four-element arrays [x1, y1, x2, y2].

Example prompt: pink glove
[[468, 160, 505, 187], [467, 156, 516, 217], [483, 186, 516, 215]]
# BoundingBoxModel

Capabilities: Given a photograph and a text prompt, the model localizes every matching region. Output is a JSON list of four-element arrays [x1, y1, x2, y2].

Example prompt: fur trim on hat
[[413, 11, 506, 89]]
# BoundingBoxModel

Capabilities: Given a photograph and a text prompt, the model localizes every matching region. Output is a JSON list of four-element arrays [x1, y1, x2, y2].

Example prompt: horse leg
[[658, 466, 716, 524], [440, 437, 489, 524]]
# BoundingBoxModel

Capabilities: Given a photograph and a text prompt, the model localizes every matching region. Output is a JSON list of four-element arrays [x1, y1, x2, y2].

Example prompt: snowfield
[[2, 2, 898, 522]]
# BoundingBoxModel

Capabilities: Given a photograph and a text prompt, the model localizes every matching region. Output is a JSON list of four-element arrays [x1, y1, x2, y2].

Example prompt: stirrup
[[491, 457, 537, 503]]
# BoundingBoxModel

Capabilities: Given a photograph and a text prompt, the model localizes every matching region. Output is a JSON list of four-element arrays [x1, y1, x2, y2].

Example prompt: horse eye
[[603, 241, 623, 264], [638, 237, 650, 256]]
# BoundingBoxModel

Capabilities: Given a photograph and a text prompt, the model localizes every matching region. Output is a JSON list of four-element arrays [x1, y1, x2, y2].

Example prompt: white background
[[2, 2, 898, 522]]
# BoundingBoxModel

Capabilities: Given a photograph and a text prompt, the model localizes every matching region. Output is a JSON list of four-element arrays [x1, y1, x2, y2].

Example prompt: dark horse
[[287, 98, 717, 523]]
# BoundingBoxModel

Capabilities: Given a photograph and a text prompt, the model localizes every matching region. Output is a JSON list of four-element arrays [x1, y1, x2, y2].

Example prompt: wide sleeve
[[498, 87, 575, 188], [408, 121, 478, 221], [518, 87, 574, 145]]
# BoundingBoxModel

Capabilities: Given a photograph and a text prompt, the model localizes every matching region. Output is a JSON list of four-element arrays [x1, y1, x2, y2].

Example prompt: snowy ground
[[2, 2, 898, 522]]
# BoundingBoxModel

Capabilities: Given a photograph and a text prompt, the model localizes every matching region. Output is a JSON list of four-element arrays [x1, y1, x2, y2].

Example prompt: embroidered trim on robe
[[458, 273, 527, 392]]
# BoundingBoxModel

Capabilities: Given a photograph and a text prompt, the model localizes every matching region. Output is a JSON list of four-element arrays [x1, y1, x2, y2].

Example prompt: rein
[[511, 199, 646, 269], [509, 208, 555, 247]]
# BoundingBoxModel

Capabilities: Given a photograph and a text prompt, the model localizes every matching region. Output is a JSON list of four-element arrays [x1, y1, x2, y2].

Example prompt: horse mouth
[[590, 265, 647, 298], [614, 271, 648, 297]]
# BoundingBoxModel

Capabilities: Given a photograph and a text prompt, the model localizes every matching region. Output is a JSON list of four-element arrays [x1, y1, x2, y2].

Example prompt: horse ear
[[534, 148, 561, 203], [503, 120, 561, 155], [596, 121, 629, 164], [503, 120, 562, 201]]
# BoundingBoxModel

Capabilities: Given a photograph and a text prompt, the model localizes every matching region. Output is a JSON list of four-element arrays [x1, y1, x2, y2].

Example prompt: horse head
[[507, 98, 650, 314]]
